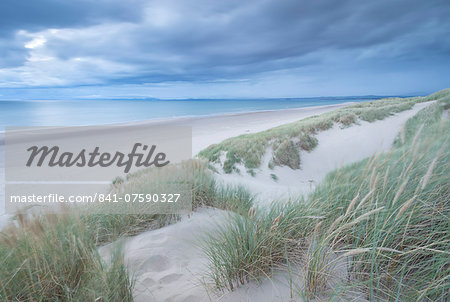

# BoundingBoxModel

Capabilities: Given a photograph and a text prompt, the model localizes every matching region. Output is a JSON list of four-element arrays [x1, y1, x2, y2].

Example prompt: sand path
[[216, 101, 433, 203]]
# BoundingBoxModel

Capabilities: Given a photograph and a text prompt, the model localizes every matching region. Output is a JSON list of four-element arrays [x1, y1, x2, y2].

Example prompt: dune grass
[[0, 213, 134, 301], [203, 92, 449, 301], [306, 98, 449, 301], [199, 89, 449, 174], [86, 159, 254, 245], [203, 202, 319, 291], [0, 159, 254, 301], [272, 139, 301, 169]]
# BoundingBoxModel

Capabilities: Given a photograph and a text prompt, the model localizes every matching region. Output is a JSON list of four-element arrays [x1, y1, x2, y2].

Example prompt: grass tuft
[[203, 201, 320, 291], [273, 139, 301, 169], [199, 89, 448, 173], [0, 159, 254, 301], [0, 213, 134, 301]]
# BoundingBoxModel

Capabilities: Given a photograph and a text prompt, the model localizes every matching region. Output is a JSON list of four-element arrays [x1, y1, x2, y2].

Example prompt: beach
[[1, 93, 448, 302], [0, 102, 350, 227]]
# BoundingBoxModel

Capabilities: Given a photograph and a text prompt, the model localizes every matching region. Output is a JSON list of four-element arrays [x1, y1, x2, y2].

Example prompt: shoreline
[[0, 102, 355, 156], [0, 101, 352, 221], [0, 101, 355, 133], [0, 100, 431, 228]]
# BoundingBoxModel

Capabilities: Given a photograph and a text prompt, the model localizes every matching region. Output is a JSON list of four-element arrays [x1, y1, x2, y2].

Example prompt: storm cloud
[[0, 0, 449, 98]]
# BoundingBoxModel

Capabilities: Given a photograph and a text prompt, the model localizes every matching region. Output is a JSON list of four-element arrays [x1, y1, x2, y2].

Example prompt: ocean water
[[0, 97, 384, 129]]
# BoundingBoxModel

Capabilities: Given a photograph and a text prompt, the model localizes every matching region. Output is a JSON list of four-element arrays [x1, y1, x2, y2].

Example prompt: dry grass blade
[[345, 193, 360, 216], [354, 189, 375, 212], [421, 156, 438, 190], [395, 195, 417, 220], [392, 177, 409, 206]]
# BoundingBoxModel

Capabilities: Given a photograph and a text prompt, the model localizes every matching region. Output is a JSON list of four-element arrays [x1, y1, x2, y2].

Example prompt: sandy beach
[[122, 102, 354, 155], [0, 102, 349, 227]]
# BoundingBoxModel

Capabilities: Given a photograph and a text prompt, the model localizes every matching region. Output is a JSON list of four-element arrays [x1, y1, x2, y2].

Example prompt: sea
[[0, 96, 387, 129]]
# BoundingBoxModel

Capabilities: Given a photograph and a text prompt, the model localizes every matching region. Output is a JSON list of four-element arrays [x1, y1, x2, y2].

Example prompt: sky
[[0, 0, 449, 100]]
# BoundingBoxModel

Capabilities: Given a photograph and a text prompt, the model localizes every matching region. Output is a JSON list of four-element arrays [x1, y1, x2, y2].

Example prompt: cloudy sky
[[0, 0, 449, 99]]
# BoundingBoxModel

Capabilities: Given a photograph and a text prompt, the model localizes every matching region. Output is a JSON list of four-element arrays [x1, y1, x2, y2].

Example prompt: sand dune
[[215, 101, 433, 203], [99, 207, 227, 302], [99, 101, 434, 302]]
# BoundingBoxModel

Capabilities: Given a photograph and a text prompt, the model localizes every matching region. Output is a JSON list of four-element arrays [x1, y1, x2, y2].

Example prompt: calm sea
[[0, 97, 385, 129]]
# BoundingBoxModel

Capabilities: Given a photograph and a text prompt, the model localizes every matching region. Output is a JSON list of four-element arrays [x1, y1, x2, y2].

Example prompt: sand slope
[[100, 208, 228, 302], [215, 101, 433, 203]]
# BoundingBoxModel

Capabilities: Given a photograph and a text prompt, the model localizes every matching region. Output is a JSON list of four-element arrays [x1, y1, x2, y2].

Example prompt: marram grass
[[0, 213, 134, 301], [199, 89, 449, 174], [202, 201, 319, 291], [202, 90, 450, 301], [85, 159, 254, 245], [0, 158, 254, 301], [307, 98, 449, 301]]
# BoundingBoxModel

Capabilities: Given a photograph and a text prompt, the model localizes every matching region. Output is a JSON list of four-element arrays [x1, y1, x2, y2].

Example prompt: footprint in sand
[[159, 273, 183, 283], [142, 255, 172, 272], [138, 273, 157, 287]]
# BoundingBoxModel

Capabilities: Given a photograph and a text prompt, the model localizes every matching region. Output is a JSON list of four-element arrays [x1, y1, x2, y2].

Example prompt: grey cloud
[[0, 0, 146, 35], [0, 0, 146, 68], [0, 0, 449, 88]]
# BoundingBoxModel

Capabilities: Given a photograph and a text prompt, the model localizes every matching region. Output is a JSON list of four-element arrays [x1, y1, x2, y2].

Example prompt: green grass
[[1, 159, 254, 301], [272, 139, 301, 169], [203, 202, 319, 291], [0, 213, 134, 301], [202, 89, 450, 301], [199, 89, 449, 174], [306, 98, 449, 301], [247, 169, 256, 177], [85, 159, 254, 245]]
